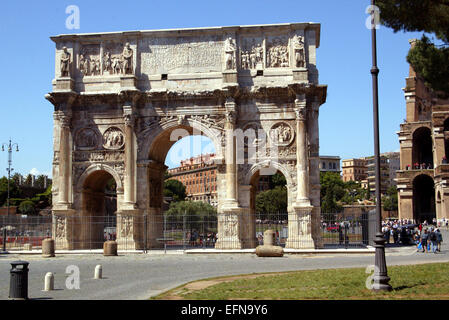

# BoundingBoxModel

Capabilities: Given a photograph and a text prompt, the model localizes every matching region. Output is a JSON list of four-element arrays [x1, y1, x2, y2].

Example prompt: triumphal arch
[[46, 23, 327, 250]]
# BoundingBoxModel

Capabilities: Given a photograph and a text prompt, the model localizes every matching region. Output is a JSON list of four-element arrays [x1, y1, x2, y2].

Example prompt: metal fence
[[0, 212, 377, 251]]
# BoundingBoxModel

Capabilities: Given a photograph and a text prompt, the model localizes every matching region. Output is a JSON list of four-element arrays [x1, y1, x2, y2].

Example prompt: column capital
[[55, 111, 72, 128], [123, 105, 135, 127], [225, 97, 237, 125], [295, 106, 306, 122]]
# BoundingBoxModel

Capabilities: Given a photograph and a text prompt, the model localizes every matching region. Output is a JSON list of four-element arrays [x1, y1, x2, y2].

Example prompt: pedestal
[[285, 205, 315, 249], [292, 68, 308, 82], [215, 207, 242, 249]]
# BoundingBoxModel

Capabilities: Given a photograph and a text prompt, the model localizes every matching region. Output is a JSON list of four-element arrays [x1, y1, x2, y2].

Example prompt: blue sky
[[0, 0, 423, 175]]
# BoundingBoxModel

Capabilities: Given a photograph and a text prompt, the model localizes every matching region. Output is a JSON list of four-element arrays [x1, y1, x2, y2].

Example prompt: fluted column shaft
[[123, 106, 135, 205], [58, 112, 71, 205], [295, 96, 310, 206]]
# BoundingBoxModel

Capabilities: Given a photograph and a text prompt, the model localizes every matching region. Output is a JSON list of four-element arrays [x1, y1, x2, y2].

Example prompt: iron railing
[[0, 212, 377, 251]]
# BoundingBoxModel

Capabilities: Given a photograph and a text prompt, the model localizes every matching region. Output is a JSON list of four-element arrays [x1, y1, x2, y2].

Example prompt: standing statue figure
[[60, 47, 71, 77], [121, 43, 133, 75], [103, 52, 111, 74], [79, 54, 89, 76], [224, 37, 236, 70], [293, 35, 305, 68]]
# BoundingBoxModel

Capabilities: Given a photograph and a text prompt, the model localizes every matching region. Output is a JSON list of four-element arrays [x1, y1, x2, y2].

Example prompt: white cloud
[[29, 168, 40, 176]]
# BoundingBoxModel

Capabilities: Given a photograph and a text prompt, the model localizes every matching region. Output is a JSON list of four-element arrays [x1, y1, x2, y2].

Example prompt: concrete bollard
[[42, 239, 55, 258], [263, 230, 276, 246], [103, 241, 118, 256], [94, 265, 102, 279], [24, 244, 32, 251], [255, 245, 284, 257], [44, 272, 54, 291], [255, 229, 284, 257]]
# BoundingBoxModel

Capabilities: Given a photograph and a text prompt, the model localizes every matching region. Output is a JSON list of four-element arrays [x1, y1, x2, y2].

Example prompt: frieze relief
[[73, 150, 124, 162], [79, 44, 101, 76], [239, 37, 263, 70], [266, 36, 289, 68]]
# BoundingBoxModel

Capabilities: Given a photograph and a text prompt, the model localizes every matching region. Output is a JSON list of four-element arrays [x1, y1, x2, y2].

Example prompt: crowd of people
[[186, 230, 217, 247], [382, 218, 447, 253]]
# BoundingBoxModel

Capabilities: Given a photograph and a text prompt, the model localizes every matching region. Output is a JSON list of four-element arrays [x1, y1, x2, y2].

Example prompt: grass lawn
[[153, 262, 449, 300]]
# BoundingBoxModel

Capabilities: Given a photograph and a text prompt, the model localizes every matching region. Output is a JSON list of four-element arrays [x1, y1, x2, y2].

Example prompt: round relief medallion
[[102, 127, 125, 150], [76, 127, 98, 150], [269, 122, 294, 146]]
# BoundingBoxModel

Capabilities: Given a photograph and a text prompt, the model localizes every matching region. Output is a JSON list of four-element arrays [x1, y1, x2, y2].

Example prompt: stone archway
[[412, 127, 433, 168], [141, 121, 223, 248], [413, 174, 436, 223]]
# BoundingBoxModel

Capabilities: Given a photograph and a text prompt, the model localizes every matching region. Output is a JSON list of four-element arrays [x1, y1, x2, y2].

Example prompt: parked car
[[326, 224, 340, 232]]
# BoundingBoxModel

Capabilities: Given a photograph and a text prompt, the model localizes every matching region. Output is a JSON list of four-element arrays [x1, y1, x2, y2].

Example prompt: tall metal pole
[[370, 0, 392, 291], [1, 139, 19, 253]]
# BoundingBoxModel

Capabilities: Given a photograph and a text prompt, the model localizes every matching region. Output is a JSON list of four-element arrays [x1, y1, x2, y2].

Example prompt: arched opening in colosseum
[[412, 127, 433, 168], [413, 174, 436, 224]]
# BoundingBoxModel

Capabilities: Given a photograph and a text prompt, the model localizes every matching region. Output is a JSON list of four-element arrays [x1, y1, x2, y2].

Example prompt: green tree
[[18, 200, 36, 215], [377, 0, 449, 96], [383, 186, 399, 211], [0, 177, 20, 206], [269, 172, 287, 189], [164, 179, 186, 202], [165, 200, 217, 231], [255, 186, 288, 220]]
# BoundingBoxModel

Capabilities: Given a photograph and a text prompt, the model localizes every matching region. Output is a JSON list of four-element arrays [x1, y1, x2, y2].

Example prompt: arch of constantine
[[46, 23, 327, 250]]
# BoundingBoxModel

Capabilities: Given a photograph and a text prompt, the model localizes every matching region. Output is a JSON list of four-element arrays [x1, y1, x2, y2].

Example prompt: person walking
[[435, 228, 443, 252], [429, 228, 438, 254], [421, 229, 429, 253], [414, 231, 421, 252]]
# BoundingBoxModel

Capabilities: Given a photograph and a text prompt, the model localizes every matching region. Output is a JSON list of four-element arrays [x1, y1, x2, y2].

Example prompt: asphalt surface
[[1, 229, 448, 300]]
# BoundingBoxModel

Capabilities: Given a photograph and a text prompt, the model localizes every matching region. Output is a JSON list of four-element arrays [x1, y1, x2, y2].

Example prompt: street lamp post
[[369, 0, 392, 291], [1, 139, 19, 253]]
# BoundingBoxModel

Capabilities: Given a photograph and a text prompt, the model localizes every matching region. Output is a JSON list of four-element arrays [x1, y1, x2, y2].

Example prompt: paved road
[[1, 230, 448, 300]]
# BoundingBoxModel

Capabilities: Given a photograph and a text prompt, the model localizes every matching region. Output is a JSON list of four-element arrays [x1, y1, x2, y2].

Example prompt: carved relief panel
[[269, 122, 294, 146], [239, 37, 264, 70], [266, 36, 289, 68], [75, 127, 99, 150], [103, 127, 125, 150], [79, 44, 101, 76]]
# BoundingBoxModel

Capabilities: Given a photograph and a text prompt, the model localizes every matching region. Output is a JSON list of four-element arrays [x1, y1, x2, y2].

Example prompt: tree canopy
[[164, 179, 186, 202], [377, 0, 449, 96]]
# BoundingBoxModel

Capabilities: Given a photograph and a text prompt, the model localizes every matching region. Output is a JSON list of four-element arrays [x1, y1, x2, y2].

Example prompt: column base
[[285, 205, 315, 249], [215, 207, 243, 249], [116, 209, 142, 250], [52, 209, 75, 250]]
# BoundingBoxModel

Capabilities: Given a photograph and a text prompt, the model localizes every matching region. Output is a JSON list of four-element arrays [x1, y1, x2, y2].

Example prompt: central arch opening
[[147, 124, 219, 249], [413, 174, 435, 223]]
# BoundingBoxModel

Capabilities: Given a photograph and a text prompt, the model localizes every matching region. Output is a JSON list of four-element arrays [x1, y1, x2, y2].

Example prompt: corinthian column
[[57, 111, 72, 206], [123, 105, 136, 208], [295, 95, 311, 207], [224, 98, 238, 208], [286, 94, 314, 249]]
